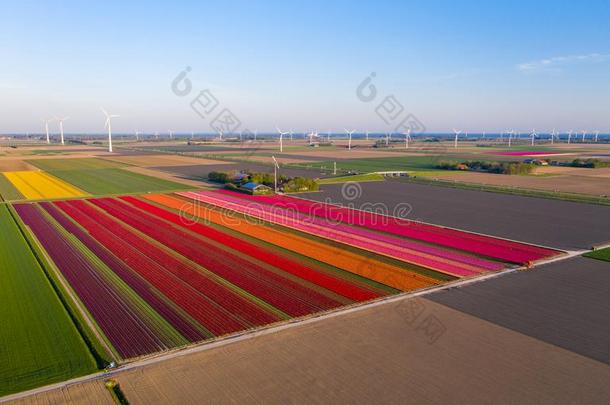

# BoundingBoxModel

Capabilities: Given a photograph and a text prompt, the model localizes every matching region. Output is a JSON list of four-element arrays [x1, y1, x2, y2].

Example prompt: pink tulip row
[[181, 191, 501, 277], [215, 190, 559, 264]]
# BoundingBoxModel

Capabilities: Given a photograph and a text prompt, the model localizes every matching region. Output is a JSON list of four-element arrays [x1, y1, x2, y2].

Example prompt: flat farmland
[[15, 297, 610, 404], [429, 169, 610, 196], [155, 163, 331, 180], [24, 158, 191, 195], [44, 168, 192, 195], [0, 205, 95, 396], [3, 171, 87, 200], [100, 155, 231, 167], [13, 195, 404, 361], [429, 256, 610, 365], [27, 158, 125, 171], [300, 180, 610, 250]]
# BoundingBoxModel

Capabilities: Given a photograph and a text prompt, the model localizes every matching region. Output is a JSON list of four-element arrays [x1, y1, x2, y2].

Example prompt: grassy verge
[[319, 173, 385, 184], [583, 247, 610, 262]]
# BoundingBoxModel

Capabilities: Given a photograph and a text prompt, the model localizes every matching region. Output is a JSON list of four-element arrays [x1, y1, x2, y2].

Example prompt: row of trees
[[570, 158, 609, 168], [208, 170, 319, 193], [436, 160, 535, 175]]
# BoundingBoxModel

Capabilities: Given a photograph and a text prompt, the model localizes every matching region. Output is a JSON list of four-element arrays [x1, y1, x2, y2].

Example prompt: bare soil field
[[6, 381, 113, 405], [430, 170, 610, 195], [10, 295, 610, 404], [102, 154, 230, 167], [0, 160, 37, 172], [534, 166, 610, 178], [122, 166, 210, 188], [300, 180, 610, 250], [430, 257, 610, 365]]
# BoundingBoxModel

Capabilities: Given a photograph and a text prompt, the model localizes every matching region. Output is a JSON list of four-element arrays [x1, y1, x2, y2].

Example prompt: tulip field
[[9, 188, 562, 366], [3, 171, 87, 200]]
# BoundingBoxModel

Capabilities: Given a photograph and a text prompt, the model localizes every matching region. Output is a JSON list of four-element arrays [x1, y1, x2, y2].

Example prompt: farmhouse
[[241, 182, 272, 195]]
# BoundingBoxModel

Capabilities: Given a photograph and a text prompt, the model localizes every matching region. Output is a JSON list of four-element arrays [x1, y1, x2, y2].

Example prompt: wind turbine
[[168, 130, 174, 140], [567, 130, 572, 144], [403, 129, 412, 149], [307, 130, 317, 146], [134, 130, 140, 141], [344, 128, 355, 150], [453, 129, 462, 149], [289, 129, 293, 141], [595, 130, 599, 143], [550, 129, 556, 145], [581, 130, 586, 143], [101, 108, 119, 153], [385, 133, 390, 146], [365, 130, 369, 141], [272, 156, 280, 193], [276, 126, 289, 152], [43, 118, 54, 144], [55, 116, 69, 145], [530, 129, 537, 146], [508, 130, 513, 147]]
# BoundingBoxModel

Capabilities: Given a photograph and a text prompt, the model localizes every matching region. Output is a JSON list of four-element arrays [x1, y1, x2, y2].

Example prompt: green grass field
[[289, 156, 446, 174], [318, 173, 385, 184], [0, 205, 96, 396], [0, 174, 24, 201], [583, 248, 610, 262], [38, 168, 192, 195]]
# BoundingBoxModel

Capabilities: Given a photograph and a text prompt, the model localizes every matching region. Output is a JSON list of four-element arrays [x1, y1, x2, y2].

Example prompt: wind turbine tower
[[276, 126, 289, 152], [403, 129, 411, 149], [101, 108, 119, 153], [56, 116, 69, 145], [453, 129, 462, 149], [531, 129, 537, 146], [43, 118, 53, 144], [272, 156, 280, 193], [344, 128, 355, 150]]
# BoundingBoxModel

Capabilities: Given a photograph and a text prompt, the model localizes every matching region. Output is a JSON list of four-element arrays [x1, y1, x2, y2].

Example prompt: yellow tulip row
[[4, 171, 87, 200]]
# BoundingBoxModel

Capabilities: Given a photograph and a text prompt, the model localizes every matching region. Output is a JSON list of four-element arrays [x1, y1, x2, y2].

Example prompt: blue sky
[[2, 0, 609, 133]]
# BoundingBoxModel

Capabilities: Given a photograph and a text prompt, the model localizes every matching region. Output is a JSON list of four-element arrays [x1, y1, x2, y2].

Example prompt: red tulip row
[[88, 197, 345, 316], [14, 203, 172, 359], [56, 199, 280, 335], [119, 195, 381, 302], [40, 201, 209, 343]]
